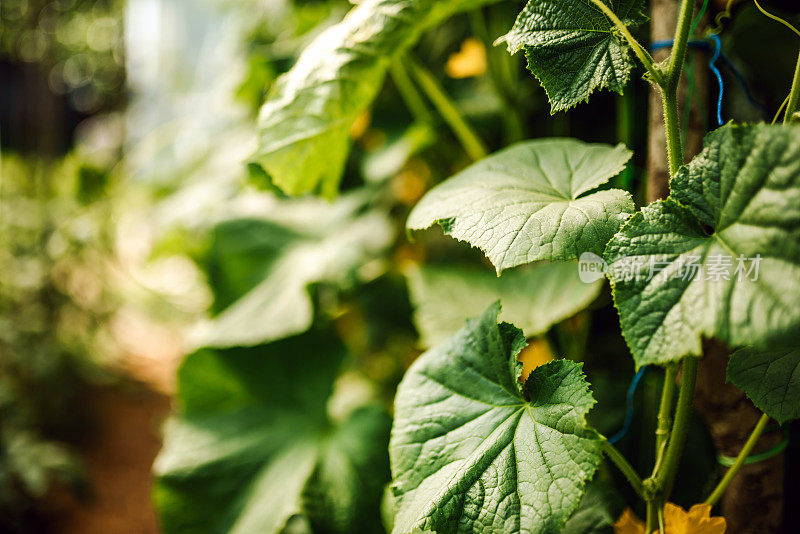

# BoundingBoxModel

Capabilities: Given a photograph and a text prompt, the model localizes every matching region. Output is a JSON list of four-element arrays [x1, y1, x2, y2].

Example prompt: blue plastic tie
[[608, 366, 647, 444], [708, 34, 724, 126], [650, 38, 724, 126]]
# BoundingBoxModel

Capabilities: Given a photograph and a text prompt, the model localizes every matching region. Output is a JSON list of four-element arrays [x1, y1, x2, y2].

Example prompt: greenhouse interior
[[1, 0, 800, 532]]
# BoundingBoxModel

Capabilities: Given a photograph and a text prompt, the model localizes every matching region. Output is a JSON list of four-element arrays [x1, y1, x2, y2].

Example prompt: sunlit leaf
[[390, 303, 602, 533], [254, 0, 501, 197], [407, 138, 634, 271]]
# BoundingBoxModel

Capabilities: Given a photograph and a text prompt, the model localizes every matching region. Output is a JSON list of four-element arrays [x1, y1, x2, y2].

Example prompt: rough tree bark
[[647, 2, 784, 531]]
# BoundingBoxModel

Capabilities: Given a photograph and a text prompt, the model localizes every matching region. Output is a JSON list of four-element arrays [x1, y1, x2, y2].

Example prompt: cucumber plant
[[153, 0, 800, 532]]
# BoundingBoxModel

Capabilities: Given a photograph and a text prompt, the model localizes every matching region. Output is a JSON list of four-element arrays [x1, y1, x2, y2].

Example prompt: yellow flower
[[614, 503, 726, 534], [517, 339, 553, 382], [445, 38, 486, 79]]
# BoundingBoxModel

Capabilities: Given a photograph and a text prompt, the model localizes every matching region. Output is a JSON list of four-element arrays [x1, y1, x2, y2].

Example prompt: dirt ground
[[45, 381, 171, 534]]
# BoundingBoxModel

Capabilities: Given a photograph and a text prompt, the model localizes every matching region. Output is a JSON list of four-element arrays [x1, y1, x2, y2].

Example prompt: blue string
[[682, 40, 770, 119], [650, 38, 723, 126], [716, 52, 770, 119], [608, 366, 647, 444], [708, 34, 724, 126]]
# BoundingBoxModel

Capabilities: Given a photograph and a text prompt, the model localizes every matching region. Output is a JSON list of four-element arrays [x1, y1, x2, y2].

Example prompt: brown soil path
[[47, 382, 171, 534]]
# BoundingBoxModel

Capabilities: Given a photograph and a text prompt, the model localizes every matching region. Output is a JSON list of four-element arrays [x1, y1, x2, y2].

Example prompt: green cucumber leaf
[[254, 0, 500, 198], [606, 124, 800, 367], [390, 303, 603, 533], [499, 0, 647, 112], [154, 333, 391, 533], [406, 261, 602, 347], [563, 477, 623, 534], [193, 195, 392, 348], [728, 347, 800, 424], [407, 138, 634, 271]]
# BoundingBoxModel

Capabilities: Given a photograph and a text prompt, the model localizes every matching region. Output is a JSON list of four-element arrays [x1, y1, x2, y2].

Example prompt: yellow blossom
[[613, 503, 726, 534], [445, 38, 486, 79]]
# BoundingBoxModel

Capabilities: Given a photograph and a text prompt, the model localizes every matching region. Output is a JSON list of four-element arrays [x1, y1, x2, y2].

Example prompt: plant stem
[[704, 413, 771, 507], [405, 56, 488, 161], [603, 440, 646, 499], [615, 90, 636, 191], [390, 60, 433, 124], [773, 95, 790, 125], [645, 500, 659, 533], [656, 356, 699, 496], [784, 50, 800, 124], [588, 0, 663, 85], [665, 0, 695, 90], [653, 364, 678, 473], [661, 88, 684, 176], [655, 0, 695, 177]]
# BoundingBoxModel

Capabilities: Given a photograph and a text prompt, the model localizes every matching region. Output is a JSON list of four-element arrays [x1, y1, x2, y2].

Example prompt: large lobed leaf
[[390, 303, 603, 533], [191, 194, 393, 348], [254, 0, 499, 198], [728, 347, 800, 424], [407, 138, 634, 272], [406, 261, 602, 347], [499, 0, 647, 112], [154, 332, 391, 534], [606, 124, 800, 367]]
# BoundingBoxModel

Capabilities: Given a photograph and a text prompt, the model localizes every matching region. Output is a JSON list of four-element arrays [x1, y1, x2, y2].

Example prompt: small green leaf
[[154, 333, 391, 533], [390, 303, 602, 533], [406, 261, 602, 347], [499, 0, 647, 112], [255, 0, 501, 198], [606, 124, 800, 367], [194, 195, 392, 347], [407, 139, 634, 271], [728, 347, 800, 424]]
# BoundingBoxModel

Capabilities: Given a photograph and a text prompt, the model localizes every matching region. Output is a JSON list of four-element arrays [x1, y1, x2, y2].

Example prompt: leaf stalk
[[602, 439, 646, 499], [390, 60, 434, 124], [405, 55, 488, 161], [652, 364, 678, 475], [785, 50, 800, 123], [655, 356, 698, 495], [588, 0, 663, 86], [704, 413, 771, 507]]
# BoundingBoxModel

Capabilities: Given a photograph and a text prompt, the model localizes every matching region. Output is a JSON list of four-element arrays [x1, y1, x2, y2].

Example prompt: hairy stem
[[785, 50, 800, 123], [603, 440, 646, 499], [657, 356, 699, 496], [704, 413, 771, 507], [653, 364, 678, 473], [588, 0, 663, 85], [665, 0, 695, 90], [644, 3, 700, 527], [661, 88, 684, 176], [406, 56, 488, 161]]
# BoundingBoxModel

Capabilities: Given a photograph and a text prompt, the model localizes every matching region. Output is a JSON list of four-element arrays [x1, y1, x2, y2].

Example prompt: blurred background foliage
[[0, 0, 799, 532]]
